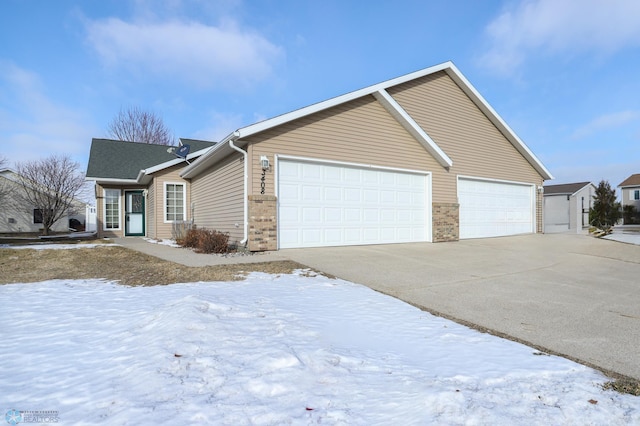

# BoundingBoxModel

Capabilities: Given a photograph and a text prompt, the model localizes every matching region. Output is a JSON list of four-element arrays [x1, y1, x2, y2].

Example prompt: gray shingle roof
[[543, 181, 592, 195], [86, 138, 215, 180], [618, 174, 640, 187]]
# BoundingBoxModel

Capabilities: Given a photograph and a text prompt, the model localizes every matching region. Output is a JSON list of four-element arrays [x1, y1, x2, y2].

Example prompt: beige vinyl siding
[[146, 182, 156, 238], [387, 71, 544, 203], [244, 95, 442, 195], [191, 152, 245, 245], [148, 165, 191, 239]]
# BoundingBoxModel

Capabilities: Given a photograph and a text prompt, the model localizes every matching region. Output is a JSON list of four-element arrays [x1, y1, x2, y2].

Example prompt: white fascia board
[[373, 89, 452, 168], [138, 147, 214, 179], [180, 135, 238, 179], [85, 177, 139, 185], [570, 182, 597, 197], [235, 61, 455, 140], [144, 158, 185, 175], [443, 64, 554, 181]]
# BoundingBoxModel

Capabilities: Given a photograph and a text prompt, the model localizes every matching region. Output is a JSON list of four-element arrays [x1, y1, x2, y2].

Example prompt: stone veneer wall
[[248, 195, 277, 251], [432, 202, 459, 242], [536, 190, 543, 233]]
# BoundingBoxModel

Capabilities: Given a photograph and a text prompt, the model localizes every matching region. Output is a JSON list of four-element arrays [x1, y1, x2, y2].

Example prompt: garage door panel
[[363, 209, 379, 222], [345, 188, 361, 202], [345, 228, 361, 242], [279, 206, 299, 222], [344, 208, 361, 222], [344, 168, 360, 182], [302, 207, 320, 222], [363, 228, 380, 241], [323, 186, 342, 201], [364, 190, 379, 203], [324, 228, 342, 243], [279, 160, 429, 248], [459, 178, 534, 239]]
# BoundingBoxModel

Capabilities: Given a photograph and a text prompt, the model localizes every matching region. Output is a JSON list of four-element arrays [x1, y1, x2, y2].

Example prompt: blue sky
[[1, 0, 639, 190]]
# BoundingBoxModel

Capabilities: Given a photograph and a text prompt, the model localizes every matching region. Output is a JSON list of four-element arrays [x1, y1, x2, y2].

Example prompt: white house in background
[[543, 182, 596, 234], [0, 168, 89, 234]]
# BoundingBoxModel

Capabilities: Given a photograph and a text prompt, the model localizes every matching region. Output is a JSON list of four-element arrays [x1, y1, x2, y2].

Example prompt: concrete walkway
[[113, 238, 289, 267], [282, 234, 640, 380]]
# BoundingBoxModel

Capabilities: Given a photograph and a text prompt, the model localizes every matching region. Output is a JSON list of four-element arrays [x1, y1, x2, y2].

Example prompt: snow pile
[[1, 272, 638, 424], [143, 237, 182, 247]]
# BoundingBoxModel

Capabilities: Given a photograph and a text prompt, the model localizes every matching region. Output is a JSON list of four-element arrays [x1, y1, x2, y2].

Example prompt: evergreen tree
[[589, 180, 621, 232]]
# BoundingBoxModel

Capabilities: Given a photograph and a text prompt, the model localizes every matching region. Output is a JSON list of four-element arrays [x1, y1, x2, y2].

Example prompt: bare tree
[[15, 155, 86, 236], [107, 106, 175, 145]]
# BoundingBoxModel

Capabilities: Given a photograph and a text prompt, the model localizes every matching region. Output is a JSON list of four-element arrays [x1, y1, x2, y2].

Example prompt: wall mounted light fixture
[[260, 155, 270, 170]]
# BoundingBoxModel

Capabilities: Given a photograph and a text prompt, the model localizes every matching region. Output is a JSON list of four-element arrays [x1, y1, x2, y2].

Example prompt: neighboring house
[[86, 61, 553, 250], [618, 174, 640, 211], [618, 174, 640, 224], [85, 139, 216, 239], [543, 182, 595, 233], [0, 168, 88, 234]]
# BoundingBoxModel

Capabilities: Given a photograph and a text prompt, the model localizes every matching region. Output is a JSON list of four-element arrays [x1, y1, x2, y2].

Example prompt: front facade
[[543, 182, 595, 234], [86, 139, 215, 239], [181, 62, 553, 250]]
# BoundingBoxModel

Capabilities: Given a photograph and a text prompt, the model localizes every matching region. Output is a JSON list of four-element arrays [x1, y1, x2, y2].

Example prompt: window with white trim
[[634, 190, 640, 200], [165, 183, 186, 222], [104, 189, 121, 230]]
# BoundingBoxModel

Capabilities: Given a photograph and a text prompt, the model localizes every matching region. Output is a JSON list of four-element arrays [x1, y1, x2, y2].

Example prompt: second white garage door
[[458, 177, 535, 239], [278, 159, 429, 248]]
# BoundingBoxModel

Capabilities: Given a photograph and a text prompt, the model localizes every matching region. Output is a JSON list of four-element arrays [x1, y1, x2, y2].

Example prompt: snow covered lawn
[[2, 272, 639, 424]]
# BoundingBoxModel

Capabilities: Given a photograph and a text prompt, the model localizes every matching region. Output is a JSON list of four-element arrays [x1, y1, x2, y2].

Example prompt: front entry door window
[[125, 191, 145, 236]]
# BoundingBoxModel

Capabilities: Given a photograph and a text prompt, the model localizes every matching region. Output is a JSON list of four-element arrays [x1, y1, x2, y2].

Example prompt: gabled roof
[[618, 174, 640, 187], [543, 181, 594, 196], [182, 61, 553, 180], [86, 138, 215, 184]]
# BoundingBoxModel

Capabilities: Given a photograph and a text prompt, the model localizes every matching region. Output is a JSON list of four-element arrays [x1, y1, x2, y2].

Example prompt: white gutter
[[228, 135, 248, 245]]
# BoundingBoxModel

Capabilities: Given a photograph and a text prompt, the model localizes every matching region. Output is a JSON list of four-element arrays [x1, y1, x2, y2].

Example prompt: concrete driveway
[[282, 234, 640, 380]]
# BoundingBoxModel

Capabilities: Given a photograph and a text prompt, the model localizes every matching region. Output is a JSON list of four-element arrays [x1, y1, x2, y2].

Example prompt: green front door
[[125, 190, 145, 236]]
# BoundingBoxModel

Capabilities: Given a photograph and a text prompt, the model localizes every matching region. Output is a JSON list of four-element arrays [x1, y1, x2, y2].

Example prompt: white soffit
[[373, 89, 452, 169]]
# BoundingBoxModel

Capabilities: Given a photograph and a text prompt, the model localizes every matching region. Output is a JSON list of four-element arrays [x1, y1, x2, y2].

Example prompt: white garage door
[[278, 159, 429, 248], [543, 195, 570, 233], [458, 178, 535, 239]]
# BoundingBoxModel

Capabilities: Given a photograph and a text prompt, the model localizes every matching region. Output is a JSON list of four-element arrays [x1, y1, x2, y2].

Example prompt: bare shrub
[[178, 227, 200, 249], [172, 220, 194, 241], [177, 227, 230, 254], [195, 229, 230, 254]]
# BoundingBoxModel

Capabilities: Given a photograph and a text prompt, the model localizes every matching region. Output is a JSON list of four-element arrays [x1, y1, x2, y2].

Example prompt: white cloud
[[479, 0, 640, 74], [571, 110, 640, 139], [0, 62, 96, 167], [84, 17, 284, 89]]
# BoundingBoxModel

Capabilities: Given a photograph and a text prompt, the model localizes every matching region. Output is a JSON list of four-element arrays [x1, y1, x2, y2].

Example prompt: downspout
[[228, 134, 248, 246]]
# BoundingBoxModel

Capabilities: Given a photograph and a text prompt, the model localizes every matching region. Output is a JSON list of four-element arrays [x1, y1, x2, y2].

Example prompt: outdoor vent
[[8, 218, 16, 224]]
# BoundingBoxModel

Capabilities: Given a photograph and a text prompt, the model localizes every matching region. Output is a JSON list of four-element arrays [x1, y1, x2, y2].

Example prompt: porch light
[[260, 156, 270, 171]]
